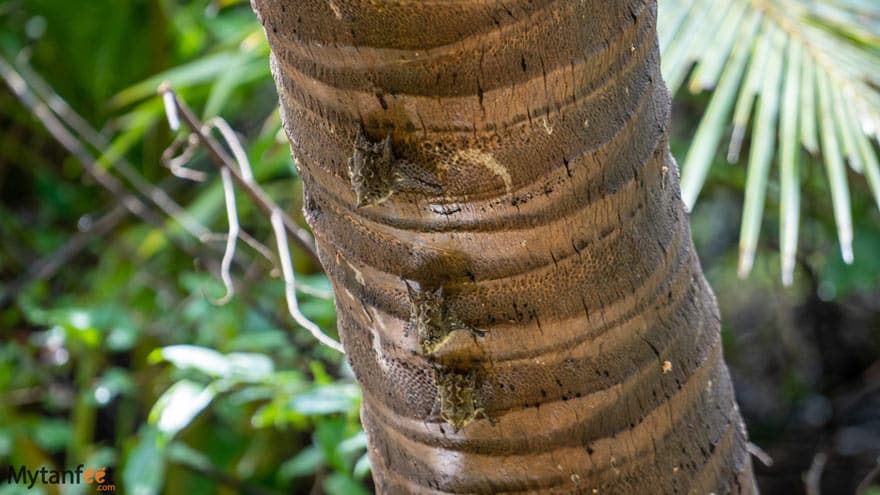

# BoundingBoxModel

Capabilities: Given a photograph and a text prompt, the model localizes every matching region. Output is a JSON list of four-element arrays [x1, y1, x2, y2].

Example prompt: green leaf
[[315, 418, 350, 473], [728, 19, 774, 163], [353, 452, 372, 479], [666, 0, 880, 280], [31, 418, 72, 453], [853, 113, 880, 212], [226, 352, 275, 381], [337, 431, 368, 457], [278, 445, 324, 481], [123, 428, 166, 495], [687, 0, 749, 93], [106, 324, 138, 352], [799, 54, 819, 154], [738, 28, 785, 278], [310, 360, 333, 385], [779, 39, 803, 286], [662, 0, 729, 96], [817, 69, 855, 264], [288, 383, 361, 416], [0, 486, 47, 495], [203, 56, 270, 118], [323, 473, 370, 495], [111, 51, 242, 107], [149, 380, 215, 438], [94, 367, 136, 403], [0, 428, 11, 457], [166, 441, 214, 471], [658, 0, 694, 54], [831, 80, 864, 173], [150, 345, 230, 377], [680, 9, 761, 208]]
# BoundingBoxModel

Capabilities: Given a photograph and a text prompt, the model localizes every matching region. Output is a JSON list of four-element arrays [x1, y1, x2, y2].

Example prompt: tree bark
[[251, 0, 757, 493]]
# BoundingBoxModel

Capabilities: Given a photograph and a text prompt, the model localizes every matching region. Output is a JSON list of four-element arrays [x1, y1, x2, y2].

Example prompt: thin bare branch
[[214, 167, 240, 305], [206, 117, 254, 182], [158, 84, 320, 266], [200, 230, 278, 271], [271, 209, 344, 353], [163, 133, 209, 182], [804, 452, 828, 495], [162, 89, 181, 131], [157, 88, 334, 348], [747, 442, 774, 467], [237, 230, 278, 271], [0, 205, 127, 307], [0, 55, 234, 284], [13, 57, 212, 240], [2, 55, 327, 354], [296, 284, 334, 301], [0, 55, 157, 225]]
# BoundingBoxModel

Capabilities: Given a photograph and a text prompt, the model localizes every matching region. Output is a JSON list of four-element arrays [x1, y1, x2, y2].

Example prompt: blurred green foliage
[[1, 0, 367, 493], [0, 0, 878, 494]]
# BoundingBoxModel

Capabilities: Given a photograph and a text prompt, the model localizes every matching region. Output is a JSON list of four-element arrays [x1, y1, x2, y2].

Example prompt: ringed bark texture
[[252, 1, 757, 493]]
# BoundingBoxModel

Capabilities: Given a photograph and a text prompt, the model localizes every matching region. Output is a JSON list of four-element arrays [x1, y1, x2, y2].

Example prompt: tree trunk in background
[[251, 0, 756, 493]]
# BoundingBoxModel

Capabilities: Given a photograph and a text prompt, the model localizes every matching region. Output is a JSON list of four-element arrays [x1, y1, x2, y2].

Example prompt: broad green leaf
[[149, 380, 215, 437], [94, 367, 136, 404], [150, 345, 230, 377], [226, 352, 275, 381], [337, 431, 369, 457], [315, 418, 350, 473], [31, 419, 72, 453], [278, 445, 324, 481], [123, 428, 165, 495], [353, 452, 372, 479], [166, 441, 213, 471], [288, 383, 361, 416], [310, 360, 333, 385], [323, 473, 370, 495]]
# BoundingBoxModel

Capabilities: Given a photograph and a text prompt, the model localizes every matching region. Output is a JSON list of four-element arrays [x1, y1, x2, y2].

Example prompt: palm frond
[[660, 0, 880, 285]]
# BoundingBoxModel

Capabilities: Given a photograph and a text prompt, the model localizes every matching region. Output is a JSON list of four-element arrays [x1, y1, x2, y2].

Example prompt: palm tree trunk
[[251, 0, 757, 492]]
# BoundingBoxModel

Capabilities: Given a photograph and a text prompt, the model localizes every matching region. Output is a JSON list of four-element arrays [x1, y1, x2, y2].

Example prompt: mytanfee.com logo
[[5, 464, 115, 491]]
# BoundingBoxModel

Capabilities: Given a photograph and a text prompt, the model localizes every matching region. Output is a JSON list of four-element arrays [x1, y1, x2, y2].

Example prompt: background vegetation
[[0, 0, 878, 493]]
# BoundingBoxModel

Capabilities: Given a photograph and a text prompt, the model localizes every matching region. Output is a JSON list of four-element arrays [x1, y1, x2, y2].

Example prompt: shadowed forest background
[[0, 0, 878, 494]]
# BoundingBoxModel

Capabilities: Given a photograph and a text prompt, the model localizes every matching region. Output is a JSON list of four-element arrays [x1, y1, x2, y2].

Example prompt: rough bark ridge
[[251, 0, 757, 493]]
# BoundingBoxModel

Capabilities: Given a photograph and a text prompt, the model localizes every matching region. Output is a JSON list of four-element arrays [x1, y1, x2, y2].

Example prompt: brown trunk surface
[[251, 1, 757, 493]]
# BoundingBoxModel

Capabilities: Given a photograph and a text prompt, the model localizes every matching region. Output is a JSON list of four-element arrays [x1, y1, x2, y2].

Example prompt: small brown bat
[[434, 368, 491, 432], [347, 129, 441, 208], [405, 281, 486, 354]]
